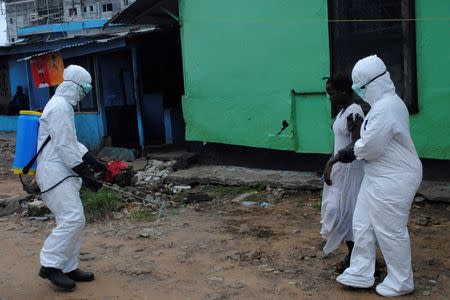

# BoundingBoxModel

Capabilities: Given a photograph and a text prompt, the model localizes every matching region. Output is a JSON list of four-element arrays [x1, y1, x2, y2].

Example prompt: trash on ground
[[98, 146, 136, 162], [241, 201, 273, 208], [104, 161, 129, 183]]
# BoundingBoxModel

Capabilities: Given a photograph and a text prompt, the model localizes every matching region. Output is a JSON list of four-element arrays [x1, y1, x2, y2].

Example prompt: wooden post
[[131, 46, 145, 154]]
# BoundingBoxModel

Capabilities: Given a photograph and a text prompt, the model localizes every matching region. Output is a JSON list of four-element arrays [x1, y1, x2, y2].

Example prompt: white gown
[[320, 103, 365, 255]]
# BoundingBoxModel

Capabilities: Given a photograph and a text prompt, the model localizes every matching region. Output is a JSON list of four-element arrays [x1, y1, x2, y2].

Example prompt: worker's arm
[[354, 105, 394, 161], [47, 104, 83, 169]]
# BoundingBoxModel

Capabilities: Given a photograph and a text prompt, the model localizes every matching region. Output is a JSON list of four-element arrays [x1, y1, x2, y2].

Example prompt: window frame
[[327, 0, 418, 114], [68, 7, 78, 16], [102, 3, 113, 12]]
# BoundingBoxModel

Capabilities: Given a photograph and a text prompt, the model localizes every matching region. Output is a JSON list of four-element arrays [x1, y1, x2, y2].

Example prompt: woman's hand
[[324, 160, 333, 186]]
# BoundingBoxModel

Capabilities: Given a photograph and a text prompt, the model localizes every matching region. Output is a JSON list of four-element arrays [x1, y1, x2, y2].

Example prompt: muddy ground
[[0, 176, 449, 300]]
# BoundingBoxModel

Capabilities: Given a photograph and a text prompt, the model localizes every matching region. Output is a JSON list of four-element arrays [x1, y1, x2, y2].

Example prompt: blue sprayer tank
[[13, 110, 42, 175]]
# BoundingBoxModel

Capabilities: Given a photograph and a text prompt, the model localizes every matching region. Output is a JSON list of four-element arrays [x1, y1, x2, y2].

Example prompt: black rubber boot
[[335, 254, 351, 274], [39, 266, 76, 290], [66, 269, 95, 282]]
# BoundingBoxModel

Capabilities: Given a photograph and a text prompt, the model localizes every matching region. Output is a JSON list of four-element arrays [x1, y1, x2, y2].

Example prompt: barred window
[[328, 0, 418, 113]]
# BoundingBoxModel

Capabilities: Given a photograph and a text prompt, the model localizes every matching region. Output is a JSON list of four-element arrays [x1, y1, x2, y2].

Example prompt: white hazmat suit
[[336, 55, 422, 297], [36, 65, 92, 273]]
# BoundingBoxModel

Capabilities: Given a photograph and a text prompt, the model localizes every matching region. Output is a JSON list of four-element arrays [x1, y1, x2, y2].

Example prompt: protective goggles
[[65, 80, 92, 95], [360, 70, 387, 89]]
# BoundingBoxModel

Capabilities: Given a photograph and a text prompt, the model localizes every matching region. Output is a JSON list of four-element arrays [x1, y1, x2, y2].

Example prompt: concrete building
[[63, 0, 132, 22], [2, 0, 134, 43]]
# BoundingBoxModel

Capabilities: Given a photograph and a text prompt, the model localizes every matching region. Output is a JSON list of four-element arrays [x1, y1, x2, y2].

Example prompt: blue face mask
[[352, 70, 387, 99], [352, 81, 366, 98]]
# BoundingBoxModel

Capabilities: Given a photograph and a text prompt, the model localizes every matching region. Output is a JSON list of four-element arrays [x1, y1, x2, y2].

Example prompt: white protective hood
[[54, 65, 92, 106], [351, 55, 396, 107]]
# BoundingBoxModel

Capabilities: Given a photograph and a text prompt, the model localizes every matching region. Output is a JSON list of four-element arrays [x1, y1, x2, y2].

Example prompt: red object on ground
[[104, 160, 129, 183]]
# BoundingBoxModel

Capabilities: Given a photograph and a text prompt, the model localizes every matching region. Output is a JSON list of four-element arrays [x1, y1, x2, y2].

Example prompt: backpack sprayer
[[12, 110, 145, 202]]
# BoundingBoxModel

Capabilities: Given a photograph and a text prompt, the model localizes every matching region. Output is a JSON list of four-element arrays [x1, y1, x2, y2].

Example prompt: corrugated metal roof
[[108, 0, 178, 26], [17, 41, 95, 61], [16, 27, 158, 61]]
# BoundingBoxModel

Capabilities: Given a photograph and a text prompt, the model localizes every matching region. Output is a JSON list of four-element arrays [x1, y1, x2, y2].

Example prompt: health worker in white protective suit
[[335, 55, 422, 297], [36, 65, 104, 290]]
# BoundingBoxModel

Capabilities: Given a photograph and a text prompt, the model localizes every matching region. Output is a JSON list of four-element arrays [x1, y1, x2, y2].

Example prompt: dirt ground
[[0, 177, 449, 300]]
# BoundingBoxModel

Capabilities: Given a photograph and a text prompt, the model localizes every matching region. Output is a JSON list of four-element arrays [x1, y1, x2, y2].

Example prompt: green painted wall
[[180, 0, 450, 159], [412, 1, 450, 159], [180, 0, 332, 153]]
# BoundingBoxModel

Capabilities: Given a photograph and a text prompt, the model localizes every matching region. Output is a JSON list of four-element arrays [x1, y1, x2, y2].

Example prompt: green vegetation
[[242, 191, 267, 203], [211, 185, 264, 197], [80, 188, 121, 223], [130, 207, 157, 222]]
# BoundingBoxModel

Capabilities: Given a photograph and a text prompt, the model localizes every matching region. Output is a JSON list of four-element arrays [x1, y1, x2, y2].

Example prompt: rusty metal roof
[[108, 0, 178, 26]]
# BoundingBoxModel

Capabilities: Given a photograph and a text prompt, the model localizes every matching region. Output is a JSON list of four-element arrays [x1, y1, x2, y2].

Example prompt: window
[[102, 3, 113, 12], [69, 8, 77, 16], [328, 0, 418, 113], [11, 38, 14, 43], [9, 18, 13, 24], [82, 6, 87, 13], [90, 6, 94, 12]]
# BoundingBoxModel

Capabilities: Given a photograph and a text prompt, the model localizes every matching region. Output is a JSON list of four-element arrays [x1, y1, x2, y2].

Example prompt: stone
[[173, 185, 192, 193], [418, 181, 450, 203], [79, 253, 95, 261], [176, 251, 192, 264], [272, 188, 286, 198], [428, 279, 437, 285], [424, 257, 438, 266], [113, 212, 124, 220], [228, 281, 245, 289], [283, 267, 299, 274], [239, 250, 262, 262], [213, 266, 224, 272], [416, 216, 430, 226], [422, 291, 431, 296], [166, 165, 322, 190], [414, 196, 426, 203], [0, 199, 21, 217], [208, 276, 224, 284], [431, 219, 441, 225], [0, 194, 33, 207], [28, 200, 51, 217], [238, 224, 250, 234], [129, 158, 148, 171], [139, 228, 164, 239], [231, 192, 258, 203], [261, 267, 275, 273]]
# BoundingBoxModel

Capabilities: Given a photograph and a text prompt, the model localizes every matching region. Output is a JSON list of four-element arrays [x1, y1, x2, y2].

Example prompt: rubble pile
[[134, 160, 177, 185], [0, 141, 15, 175], [1, 141, 15, 159]]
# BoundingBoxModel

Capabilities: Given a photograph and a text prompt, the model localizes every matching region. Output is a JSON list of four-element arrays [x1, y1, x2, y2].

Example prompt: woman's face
[[326, 83, 349, 106]]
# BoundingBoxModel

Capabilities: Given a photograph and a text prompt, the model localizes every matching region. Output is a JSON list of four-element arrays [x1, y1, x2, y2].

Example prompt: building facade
[[3, 0, 134, 43], [178, 0, 450, 160]]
